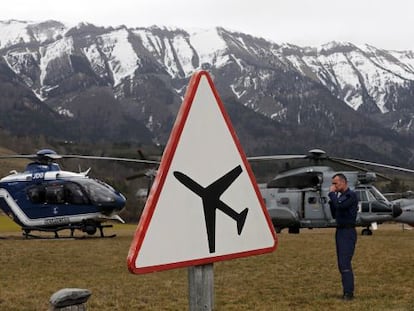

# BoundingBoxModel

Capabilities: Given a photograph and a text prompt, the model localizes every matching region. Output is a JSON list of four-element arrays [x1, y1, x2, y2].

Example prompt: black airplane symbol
[[173, 165, 249, 253]]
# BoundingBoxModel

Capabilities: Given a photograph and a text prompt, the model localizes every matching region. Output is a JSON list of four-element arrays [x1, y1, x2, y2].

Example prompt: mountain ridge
[[1, 19, 414, 167]]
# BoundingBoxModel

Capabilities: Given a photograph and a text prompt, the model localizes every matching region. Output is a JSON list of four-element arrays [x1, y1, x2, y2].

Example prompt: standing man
[[328, 173, 358, 301]]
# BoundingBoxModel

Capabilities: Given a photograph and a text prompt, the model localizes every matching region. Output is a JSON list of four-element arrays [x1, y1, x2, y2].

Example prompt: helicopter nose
[[392, 204, 403, 218], [99, 194, 126, 215], [114, 193, 127, 211]]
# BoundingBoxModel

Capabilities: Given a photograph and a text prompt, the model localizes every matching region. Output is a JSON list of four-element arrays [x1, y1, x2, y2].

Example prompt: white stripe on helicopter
[[0, 188, 121, 227]]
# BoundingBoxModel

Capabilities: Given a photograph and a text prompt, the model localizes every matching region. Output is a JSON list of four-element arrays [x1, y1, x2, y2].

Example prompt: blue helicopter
[[0, 149, 157, 238]]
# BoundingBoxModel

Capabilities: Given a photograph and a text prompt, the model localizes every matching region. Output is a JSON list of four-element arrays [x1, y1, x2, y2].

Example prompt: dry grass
[[1, 217, 413, 310]]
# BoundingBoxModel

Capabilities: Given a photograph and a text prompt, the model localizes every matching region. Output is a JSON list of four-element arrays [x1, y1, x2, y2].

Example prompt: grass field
[[1, 216, 413, 310]]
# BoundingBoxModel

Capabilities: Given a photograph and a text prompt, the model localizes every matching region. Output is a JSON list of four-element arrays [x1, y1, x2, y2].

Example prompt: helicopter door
[[303, 191, 326, 220]]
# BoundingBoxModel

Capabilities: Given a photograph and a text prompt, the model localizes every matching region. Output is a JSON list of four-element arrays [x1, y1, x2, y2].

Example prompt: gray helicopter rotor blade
[[328, 157, 391, 181], [328, 157, 370, 171], [331, 157, 414, 174], [247, 155, 307, 161]]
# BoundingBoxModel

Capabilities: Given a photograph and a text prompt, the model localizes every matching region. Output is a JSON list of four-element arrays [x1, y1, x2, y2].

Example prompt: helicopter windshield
[[76, 179, 118, 204], [356, 186, 389, 203], [369, 186, 389, 202]]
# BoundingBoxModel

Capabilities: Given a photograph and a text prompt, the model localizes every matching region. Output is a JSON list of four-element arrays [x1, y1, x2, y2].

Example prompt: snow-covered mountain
[[280, 42, 414, 132], [1, 19, 414, 165]]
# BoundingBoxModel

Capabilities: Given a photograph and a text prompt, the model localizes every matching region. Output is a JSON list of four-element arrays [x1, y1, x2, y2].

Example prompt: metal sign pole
[[188, 263, 214, 311]]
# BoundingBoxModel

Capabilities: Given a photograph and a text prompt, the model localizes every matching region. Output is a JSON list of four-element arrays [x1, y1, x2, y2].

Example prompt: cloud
[[1, 0, 413, 50]]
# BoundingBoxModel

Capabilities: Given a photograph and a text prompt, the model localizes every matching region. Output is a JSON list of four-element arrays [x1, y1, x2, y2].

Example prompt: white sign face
[[128, 71, 277, 274]]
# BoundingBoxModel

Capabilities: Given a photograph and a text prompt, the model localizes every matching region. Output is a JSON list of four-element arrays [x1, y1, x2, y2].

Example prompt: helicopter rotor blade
[[61, 155, 160, 165], [248, 149, 329, 162], [247, 154, 307, 161], [330, 157, 414, 174], [137, 149, 162, 161], [0, 150, 61, 161], [0, 154, 37, 160], [328, 157, 391, 181], [328, 157, 370, 171], [0, 152, 160, 165], [1, 148, 163, 170]]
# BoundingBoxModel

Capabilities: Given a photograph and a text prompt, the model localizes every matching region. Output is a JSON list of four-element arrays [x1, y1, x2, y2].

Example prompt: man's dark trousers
[[335, 227, 357, 295]]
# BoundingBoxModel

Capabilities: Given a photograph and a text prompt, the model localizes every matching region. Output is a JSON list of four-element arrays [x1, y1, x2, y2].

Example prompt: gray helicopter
[[127, 148, 414, 235], [249, 149, 414, 235]]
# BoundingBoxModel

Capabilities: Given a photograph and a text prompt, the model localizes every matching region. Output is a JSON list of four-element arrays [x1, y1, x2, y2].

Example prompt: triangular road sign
[[128, 71, 277, 274]]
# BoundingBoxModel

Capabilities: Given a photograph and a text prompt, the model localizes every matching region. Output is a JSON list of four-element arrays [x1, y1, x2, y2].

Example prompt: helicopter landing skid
[[21, 224, 116, 239]]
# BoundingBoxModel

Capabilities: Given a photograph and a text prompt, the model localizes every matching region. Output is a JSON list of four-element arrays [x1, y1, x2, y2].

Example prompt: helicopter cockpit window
[[76, 179, 117, 204], [356, 189, 377, 202], [369, 186, 389, 202]]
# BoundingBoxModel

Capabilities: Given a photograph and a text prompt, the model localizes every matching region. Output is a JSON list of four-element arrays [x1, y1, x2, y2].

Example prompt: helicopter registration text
[[44, 217, 70, 225]]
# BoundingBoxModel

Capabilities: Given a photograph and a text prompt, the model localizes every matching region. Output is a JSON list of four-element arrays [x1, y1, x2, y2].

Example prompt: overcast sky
[[1, 0, 413, 51]]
